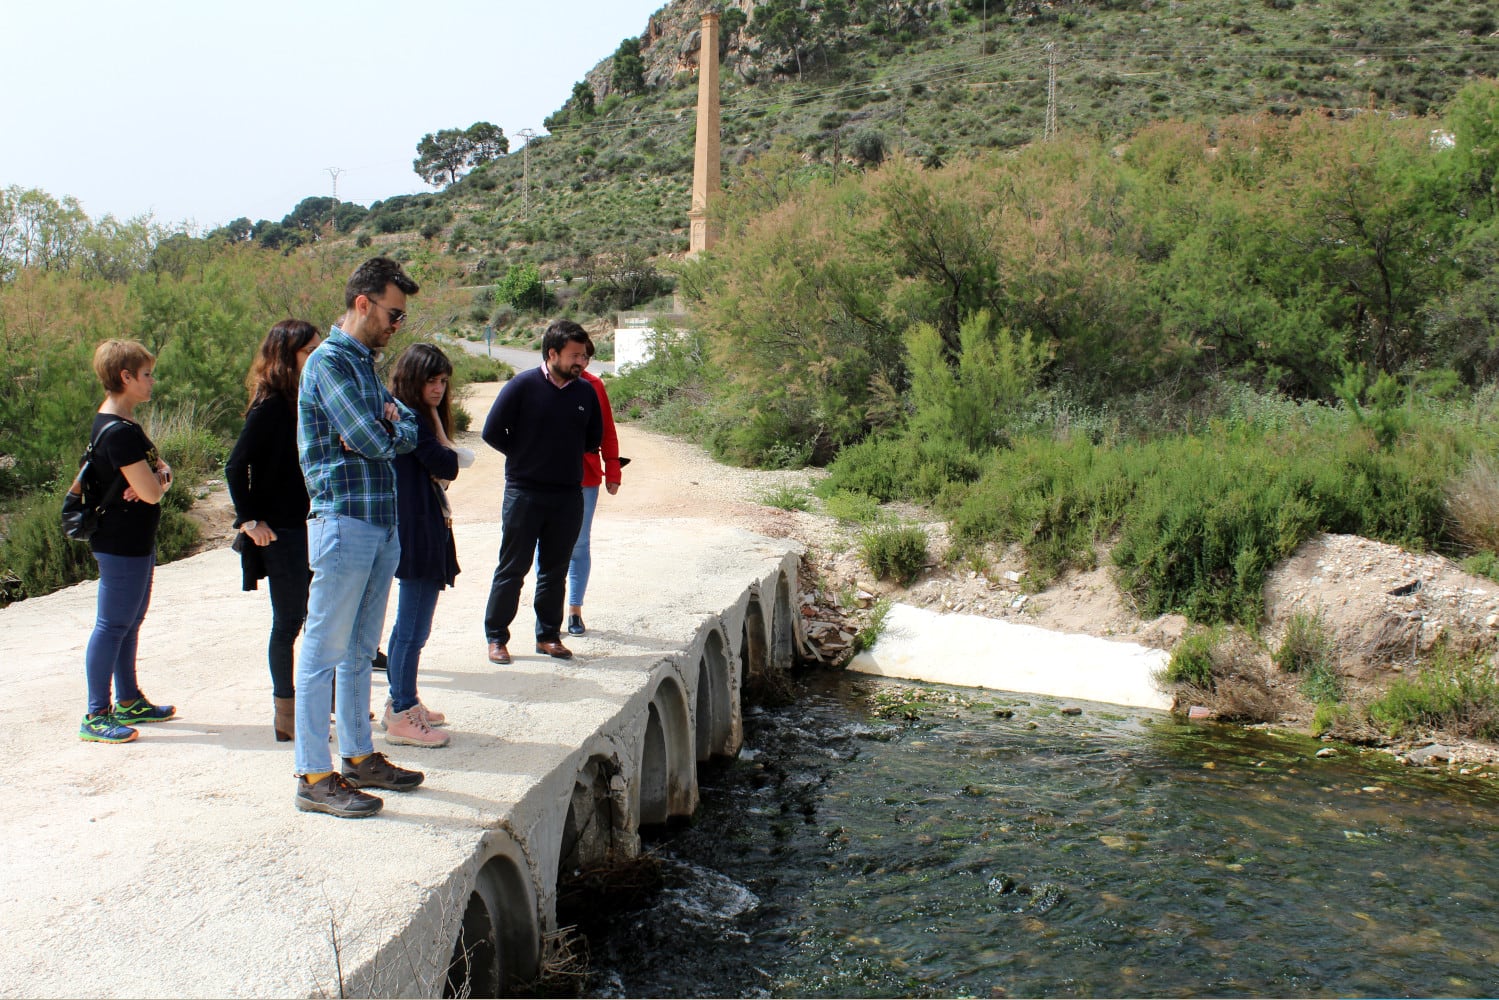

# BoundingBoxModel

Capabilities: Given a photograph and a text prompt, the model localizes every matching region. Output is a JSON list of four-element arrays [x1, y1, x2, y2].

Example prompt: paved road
[[440, 333, 616, 376]]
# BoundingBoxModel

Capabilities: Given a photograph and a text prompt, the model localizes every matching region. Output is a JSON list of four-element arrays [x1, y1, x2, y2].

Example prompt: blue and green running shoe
[[112, 695, 176, 724], [80, 713, 138, 744]]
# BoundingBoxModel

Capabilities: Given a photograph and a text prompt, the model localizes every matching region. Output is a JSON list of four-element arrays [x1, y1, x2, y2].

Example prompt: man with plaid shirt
[[292, 257, 424, 818]]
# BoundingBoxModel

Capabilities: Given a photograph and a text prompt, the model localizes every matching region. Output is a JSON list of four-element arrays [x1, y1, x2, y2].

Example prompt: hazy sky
[[2, 0, 668, 230]]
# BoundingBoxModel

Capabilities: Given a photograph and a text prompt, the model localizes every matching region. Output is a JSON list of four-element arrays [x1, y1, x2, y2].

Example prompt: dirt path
[[190, 379, 823, 554]]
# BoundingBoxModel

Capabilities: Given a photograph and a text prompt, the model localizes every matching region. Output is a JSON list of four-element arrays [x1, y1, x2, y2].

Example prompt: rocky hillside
[[343, 0, 1498, 291]]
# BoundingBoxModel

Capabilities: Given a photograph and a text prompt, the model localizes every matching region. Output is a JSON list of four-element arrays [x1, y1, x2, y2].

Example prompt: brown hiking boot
[[295, 773, 382, 818], [341, 751, 424, 791]]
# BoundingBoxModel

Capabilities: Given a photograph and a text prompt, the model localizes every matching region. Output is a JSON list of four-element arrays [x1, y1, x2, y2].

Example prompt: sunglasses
[[366, 297, 406, 326]]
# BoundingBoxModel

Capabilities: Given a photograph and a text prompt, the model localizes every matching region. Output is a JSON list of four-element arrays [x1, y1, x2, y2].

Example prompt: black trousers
[[484, 485, 583, 646], [262, 527, 310, 698]]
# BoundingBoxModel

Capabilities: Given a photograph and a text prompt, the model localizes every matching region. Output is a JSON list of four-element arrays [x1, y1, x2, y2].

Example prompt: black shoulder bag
[[61, 421, 127, 542]]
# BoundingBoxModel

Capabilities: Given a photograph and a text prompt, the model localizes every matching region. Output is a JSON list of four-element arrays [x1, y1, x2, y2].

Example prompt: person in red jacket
[[565, 338, 622, 635]]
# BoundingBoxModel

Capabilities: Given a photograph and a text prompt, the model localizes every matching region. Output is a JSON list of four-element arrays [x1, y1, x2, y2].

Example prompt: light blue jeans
[[386, 576, 442, 715], [294, 514, 400, 775], [568, 486, 599, 608]]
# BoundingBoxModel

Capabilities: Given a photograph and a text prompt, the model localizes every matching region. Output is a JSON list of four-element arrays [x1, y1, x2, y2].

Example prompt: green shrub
[[1311, 701, 1345, 736], [155, 506, 201, 563], [1366, 649, 1499, 739], [495, 263, 552, 311], [859, 522, 928, 583], [1274, 610, 1333, 674], [449, 351, 510, 385], [852, 597, 893, 653], [1300, 659, 1346, 706], [758, 485, 810, 511], [823, 489, 882, 524], [608, 327, 707, 413], [0, 489, 99, 604], [1461, 550, 1499, 583], [822, 433, 983, 504], [146, 402, 223, 488], [1274, 610, 1344, 704], [1165, 627, 1224, 689], [946, 434, 1135, 586]]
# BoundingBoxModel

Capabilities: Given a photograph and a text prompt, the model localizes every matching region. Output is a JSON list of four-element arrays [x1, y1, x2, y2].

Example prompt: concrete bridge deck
[[0, 507, 801, 997]]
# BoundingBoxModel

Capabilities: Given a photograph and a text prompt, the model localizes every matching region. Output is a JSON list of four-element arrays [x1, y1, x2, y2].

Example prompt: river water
[[560, 671, 1499, 998]]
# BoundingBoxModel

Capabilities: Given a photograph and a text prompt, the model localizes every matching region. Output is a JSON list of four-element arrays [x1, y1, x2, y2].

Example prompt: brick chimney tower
[[688, 10, 721, 256]]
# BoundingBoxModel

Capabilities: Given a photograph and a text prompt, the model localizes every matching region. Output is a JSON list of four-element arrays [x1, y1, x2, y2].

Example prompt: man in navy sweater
[[482, 319, 603, 663]]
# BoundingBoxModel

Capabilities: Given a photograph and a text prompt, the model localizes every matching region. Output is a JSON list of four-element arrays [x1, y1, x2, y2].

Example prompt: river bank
[[179, 380, 1499, 770]]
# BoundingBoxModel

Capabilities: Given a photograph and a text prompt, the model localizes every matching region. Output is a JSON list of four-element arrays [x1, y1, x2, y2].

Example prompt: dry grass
[[1169, 629, 1287, 724], [1447, 454, 1499, 554], [513, 925, 591, 997]]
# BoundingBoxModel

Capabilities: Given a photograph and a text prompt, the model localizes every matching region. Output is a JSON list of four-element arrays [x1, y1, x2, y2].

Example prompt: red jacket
[[581, 369, 621, 488]]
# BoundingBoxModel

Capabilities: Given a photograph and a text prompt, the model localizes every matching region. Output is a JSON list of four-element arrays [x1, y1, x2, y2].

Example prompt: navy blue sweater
[[481, 366, 602, 490], [394, 418, 460, 585]]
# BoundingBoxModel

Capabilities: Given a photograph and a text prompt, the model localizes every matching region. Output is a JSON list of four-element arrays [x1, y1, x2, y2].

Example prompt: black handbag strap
[[71, 420, 129, 507]]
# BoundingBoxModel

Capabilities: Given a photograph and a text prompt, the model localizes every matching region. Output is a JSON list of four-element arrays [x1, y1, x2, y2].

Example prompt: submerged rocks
[[1399, 744, 1460, 766]]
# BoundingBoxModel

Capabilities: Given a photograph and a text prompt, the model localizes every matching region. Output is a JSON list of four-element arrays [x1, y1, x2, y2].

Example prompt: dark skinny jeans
[[86, 552, 154, 715], [262, 527, 310, 699]]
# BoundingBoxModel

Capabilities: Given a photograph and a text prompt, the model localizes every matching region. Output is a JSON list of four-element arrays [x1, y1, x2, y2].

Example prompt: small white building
[[612, 311, 688, 372]]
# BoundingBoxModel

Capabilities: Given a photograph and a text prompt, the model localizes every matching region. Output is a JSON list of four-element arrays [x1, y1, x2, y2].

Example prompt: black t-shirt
[[88, 413, 162, 557]]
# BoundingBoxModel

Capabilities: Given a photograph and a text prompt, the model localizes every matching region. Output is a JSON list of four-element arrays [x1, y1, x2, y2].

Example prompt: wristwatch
[[242, 520, 258, 532]]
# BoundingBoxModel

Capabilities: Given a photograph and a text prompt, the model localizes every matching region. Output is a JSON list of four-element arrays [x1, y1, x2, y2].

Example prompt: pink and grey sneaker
[[383, 707, 450, 748]]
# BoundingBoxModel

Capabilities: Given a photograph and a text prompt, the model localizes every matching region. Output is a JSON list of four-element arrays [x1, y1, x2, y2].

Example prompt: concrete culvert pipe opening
[[740, 598, 768, 699], [444, 885, 500, 999], [696, 628, 732, 761]]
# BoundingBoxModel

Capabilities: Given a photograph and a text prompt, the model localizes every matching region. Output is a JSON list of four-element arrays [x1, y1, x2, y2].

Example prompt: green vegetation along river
[[561, 671, 1499, 998]]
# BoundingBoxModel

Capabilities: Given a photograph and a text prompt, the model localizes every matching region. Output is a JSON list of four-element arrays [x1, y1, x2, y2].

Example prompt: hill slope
[[348, 0, 1499, 278]]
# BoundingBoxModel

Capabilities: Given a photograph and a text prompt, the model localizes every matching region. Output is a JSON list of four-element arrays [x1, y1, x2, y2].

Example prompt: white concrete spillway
[[850, 603, 1173, 712], [0, 519, 801, 998]]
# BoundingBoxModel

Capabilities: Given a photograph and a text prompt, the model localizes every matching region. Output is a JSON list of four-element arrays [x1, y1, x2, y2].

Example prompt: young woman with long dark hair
[[225, 319, 320, 742], [381, 343, 471, 748]]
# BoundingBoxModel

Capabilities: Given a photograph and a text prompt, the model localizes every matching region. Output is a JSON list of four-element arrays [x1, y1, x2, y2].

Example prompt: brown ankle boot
[[274, 696, 295, 742]]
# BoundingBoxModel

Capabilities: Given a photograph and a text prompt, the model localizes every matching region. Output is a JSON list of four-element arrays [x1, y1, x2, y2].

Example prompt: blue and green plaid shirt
[[297, 326, 417, 527]]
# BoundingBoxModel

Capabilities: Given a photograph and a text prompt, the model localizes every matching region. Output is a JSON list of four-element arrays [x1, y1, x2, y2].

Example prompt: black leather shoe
[[535, 639, 573, 659], [567, 613, 586, 636]]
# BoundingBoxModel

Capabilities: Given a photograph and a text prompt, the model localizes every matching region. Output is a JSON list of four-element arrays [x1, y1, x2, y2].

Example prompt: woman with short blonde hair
[[79, 339, 176, 743]]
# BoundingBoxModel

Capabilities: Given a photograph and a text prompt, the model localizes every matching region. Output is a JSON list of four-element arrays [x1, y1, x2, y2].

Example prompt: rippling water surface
[[569, 671, 1499, 998]]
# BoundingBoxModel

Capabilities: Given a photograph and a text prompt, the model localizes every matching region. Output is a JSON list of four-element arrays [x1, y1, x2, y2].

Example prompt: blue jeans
[[569, 486, 599, 608], [485, 485, 582, 646], [294, 514, 400, 775], [85, 552, 154, 715], [386, 576, 442, 714]]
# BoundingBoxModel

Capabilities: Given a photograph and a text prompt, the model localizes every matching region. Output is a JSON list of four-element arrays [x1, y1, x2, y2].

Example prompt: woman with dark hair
[[225, 319, 320, 741], [79, 339, 177, 743], [381, 343, 471, 748]]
